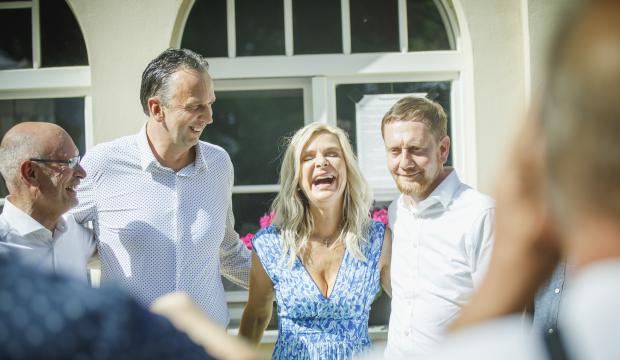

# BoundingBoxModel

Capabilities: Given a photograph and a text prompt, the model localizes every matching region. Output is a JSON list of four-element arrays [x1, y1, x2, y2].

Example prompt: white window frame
[[214, 77, 311, 195], [0, 0, 93, 206], [0, 0, 92, 147], [176, 0, 475, 186]]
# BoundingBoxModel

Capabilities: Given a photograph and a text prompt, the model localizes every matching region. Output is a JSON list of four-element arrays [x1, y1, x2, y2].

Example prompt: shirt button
[[404, 330, 410, 336], [554, 288, 560, 294], [548, 328, 554, 334]]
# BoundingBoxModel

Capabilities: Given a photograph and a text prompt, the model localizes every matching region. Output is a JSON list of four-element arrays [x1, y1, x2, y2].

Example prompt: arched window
[[0, 0, 91, 200], [179, 0, 467, 232]]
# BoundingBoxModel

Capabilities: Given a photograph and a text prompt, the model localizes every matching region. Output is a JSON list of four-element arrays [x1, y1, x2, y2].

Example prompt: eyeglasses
[[29, 156, 81, 169]]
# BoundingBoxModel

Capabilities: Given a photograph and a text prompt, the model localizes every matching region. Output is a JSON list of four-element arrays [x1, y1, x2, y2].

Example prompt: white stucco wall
[[67, 0, 189, 144]]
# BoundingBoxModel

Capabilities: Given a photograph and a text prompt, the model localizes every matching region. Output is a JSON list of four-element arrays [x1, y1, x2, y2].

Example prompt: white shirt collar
[[0, 197, 67, 237], [136, 124, 208, 174], [400, 169, 460, 214]]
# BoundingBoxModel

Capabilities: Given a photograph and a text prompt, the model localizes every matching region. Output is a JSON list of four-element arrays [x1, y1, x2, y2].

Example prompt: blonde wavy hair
[[272, 123, 373, 266]]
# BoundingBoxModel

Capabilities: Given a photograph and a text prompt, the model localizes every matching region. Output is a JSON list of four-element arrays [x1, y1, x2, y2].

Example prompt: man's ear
[[20, 160, 40, 187], [439, 136, 451, 164], [148, 97, 164, 122]]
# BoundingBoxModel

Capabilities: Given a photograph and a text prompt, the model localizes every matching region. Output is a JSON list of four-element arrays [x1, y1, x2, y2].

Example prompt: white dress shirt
[[71, 125, 251, 326], [0, 198, 95, 282], [385, 170, 495, 358]]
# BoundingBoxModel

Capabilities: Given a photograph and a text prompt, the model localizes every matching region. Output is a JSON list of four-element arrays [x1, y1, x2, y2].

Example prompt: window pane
[[293, 0, 342, 54], [236, 0, 284, 56], [232, 192, 277, 236], [407, 0, 453, 51], [0, 97, 86, 198], [335, 81, 452, 164], [350, 0, 399, 53], [40, 0, 88, 67], [181, 0, 228, 58], [201, 88, 304, 185], [0, 9, 32, 70]]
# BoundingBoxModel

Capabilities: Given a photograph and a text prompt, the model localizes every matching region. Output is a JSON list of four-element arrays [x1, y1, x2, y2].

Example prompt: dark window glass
[[236, 0, 284, 56], [0, 9, 32, 70], [40, 0, 88, 67], [350, 0, 399, 53], [407, 0, 453, 51], [293, 0, 342, 54], [201, 89, 304, 185], [336, 81, 452, 165], [181, 0, 228, 58], [0, 97, 85, 198], [39, 0, 88, 67], [231, 192, 277, 237]]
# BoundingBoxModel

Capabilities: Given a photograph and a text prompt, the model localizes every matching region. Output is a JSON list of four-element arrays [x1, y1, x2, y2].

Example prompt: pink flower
[[259, 211, 275, 229], [240, 233, 254, 250], [372, 208, 388, 226]]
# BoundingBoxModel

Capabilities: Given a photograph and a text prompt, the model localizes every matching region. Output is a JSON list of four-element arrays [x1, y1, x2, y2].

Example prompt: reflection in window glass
[[350, 0, 399, 53], [407, 0, 453, 51], [236, 0, 284, 56], [335, 81, 452, 164], [293, 0, 342, 54], [201, 89, 304, 185], [232, 192, 278, 237], [0, 98, 86, 198], [0, 9, 32, 70], [40, 0, 89, 67], [181, 0, 228, 58]]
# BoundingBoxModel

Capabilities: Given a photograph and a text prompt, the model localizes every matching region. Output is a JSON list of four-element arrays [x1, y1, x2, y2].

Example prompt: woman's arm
[[238, 251, 275, 345], [379, 227, 392, 297]]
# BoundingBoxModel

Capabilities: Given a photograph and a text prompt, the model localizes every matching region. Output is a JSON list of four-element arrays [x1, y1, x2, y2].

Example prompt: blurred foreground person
[[435, 1, 620, 360], [0, 225, 259, 360]]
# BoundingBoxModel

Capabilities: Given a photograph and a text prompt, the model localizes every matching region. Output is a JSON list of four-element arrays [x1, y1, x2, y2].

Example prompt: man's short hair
[[139, 48, 210, 115], [0, 131, 40, 191], [381, 96, 448, 140]]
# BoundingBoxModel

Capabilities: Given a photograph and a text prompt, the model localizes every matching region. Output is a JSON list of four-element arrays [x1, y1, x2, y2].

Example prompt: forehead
[[302, 131, 342, 151], [383, 120, 434, 145], [167, 69, 214, 102], [49, 133, 79, 158]]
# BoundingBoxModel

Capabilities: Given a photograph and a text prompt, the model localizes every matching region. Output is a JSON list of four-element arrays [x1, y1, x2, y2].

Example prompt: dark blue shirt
[[0, 250, 213, 360], [533, 262, 567, 337]]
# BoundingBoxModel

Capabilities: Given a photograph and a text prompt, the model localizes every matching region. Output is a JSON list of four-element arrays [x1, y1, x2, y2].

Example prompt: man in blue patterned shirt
[[72, 48, 251, 326]]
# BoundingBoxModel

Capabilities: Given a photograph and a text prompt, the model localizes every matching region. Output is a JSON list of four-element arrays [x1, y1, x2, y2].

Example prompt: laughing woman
[[239, 123, 392, 359]]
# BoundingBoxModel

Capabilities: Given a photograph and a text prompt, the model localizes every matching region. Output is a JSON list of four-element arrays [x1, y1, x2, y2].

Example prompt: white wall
[[67, 0, 189, 144], [457, 0, 528, 192]]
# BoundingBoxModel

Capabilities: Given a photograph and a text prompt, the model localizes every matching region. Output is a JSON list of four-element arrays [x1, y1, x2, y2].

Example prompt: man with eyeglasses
[[0, 122, 96, 282]]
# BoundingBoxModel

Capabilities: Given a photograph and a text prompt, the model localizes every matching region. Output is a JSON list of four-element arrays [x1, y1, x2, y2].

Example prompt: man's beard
[[395, 174, 431, 197]]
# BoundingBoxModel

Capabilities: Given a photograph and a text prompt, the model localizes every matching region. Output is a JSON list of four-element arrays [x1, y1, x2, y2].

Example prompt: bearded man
[[381, 96, 495, 358]]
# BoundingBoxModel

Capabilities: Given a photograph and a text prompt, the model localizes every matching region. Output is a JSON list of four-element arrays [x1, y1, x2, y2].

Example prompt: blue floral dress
[[252, 221, 386, 360]]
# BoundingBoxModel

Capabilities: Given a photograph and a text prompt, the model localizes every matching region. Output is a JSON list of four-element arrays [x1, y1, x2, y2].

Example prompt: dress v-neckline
[[297, 249, 348, 300]]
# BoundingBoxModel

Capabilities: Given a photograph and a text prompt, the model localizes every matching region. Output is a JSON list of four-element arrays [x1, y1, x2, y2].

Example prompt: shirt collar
[[1, 197, 57, 237], [136, 124, 159, 172], [136, 124, 208, 174], [400, 169, 461, 214]]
